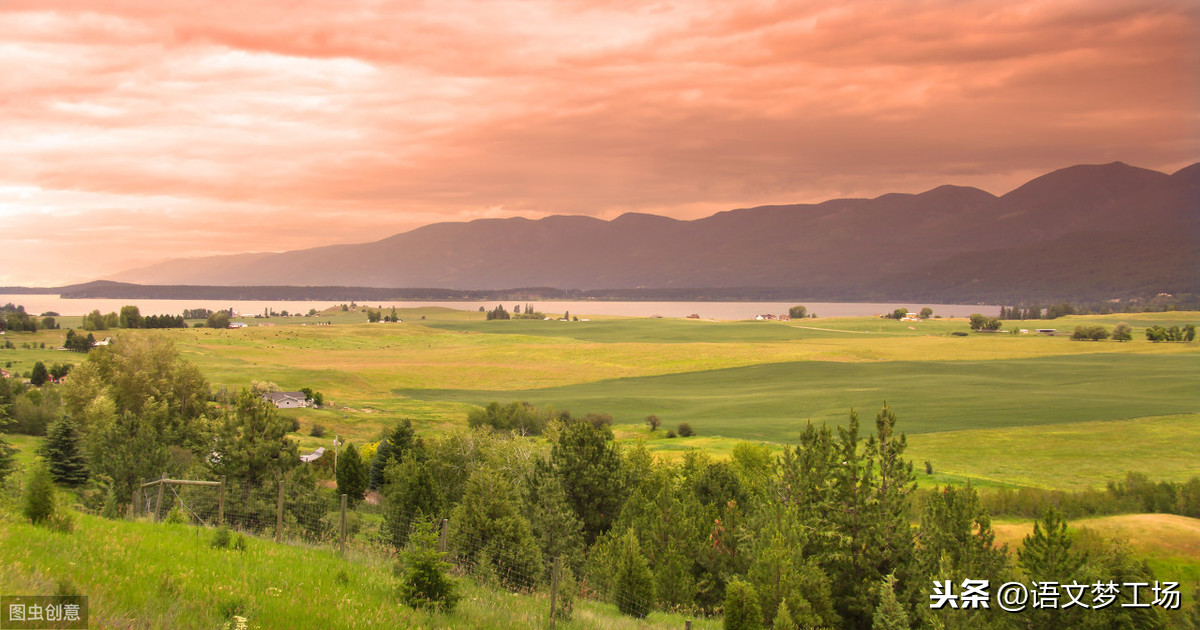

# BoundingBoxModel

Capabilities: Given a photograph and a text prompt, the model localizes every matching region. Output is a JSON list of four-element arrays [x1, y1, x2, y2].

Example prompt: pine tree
[[1017, 507, 1085, 580], [0, 435, 15, 483], [773, 599, 795, 630], [551, 419, 625, 544], [450, 466, 543, 591], [397, 519, 460, 612], [30, 361, 48, 386], [873, 573, 910, 630], [40, 418, 89, 486], [336, 443, 368, 505], [370, 419, 415, 490], [724, 579, 762, 630], [23, 459, 56, 524], [614, 527, 654, 618]]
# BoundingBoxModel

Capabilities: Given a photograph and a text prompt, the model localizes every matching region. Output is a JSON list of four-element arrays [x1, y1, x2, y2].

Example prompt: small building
[[300, 447, 326, 463], [262, 391, 310, 409]]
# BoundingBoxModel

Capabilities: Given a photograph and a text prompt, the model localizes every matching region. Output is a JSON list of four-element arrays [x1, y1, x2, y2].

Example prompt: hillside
[[107, 161, 1200, 302]]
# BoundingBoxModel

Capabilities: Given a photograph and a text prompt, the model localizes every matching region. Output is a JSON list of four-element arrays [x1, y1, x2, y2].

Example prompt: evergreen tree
[[1017, 507, 1086, 580], [773, 599, 795, 630], [30, 361, 48, 386], [551, 418, 625, 544], [382, 453, 443, 549], [526, 460, 586, 576], [40, 418, 88, 487], [451, 466, 543, 590], [336, 443, 368, 505], [614, 527, 655, 618], [0, 434, 15, 483], [873, 574, 910, 630], [397, 519, 461, 612], [724, 579, 762, 630], [23, 459, 55, 524], [370, 419, 415, 489]]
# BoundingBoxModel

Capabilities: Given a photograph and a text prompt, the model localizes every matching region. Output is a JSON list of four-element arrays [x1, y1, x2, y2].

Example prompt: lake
[[0, 294, 998, 320]]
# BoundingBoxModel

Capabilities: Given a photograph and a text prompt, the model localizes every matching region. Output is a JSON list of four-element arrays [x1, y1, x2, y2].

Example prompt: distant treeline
[[5, 280, 1199, 308]]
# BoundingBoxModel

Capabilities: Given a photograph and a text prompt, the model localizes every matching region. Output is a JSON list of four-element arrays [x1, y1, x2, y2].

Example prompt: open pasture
[[396, 352, 1200, 439]]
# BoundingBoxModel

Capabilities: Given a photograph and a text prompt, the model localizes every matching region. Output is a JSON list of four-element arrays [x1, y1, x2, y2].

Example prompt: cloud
[[0, 0, 1196, 284]]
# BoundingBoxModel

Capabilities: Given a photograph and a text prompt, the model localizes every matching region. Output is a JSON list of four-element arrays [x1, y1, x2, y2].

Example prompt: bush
[[211, 526, 232, 549], [724, 579, 762, 629], [397, 520, 460, 612], [677, 422, 695, 438], [310, 424, 327, 438], [666, 430, 677, 439], [23, 460, 56, 525], [165, 505, 188, 525]]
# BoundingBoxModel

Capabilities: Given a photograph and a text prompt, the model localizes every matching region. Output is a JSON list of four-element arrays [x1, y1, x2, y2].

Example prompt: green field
[[3, 307, 1197, 491]]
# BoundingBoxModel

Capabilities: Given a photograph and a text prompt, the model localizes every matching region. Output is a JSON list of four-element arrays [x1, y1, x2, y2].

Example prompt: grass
[[0, 507, 718, 630], [396, 353, 1200, 439], [993, 513, 1200, 589], [906, 414, 1200, 490]]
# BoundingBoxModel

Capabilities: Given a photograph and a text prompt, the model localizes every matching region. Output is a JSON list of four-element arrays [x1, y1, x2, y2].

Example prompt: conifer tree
[[397, 519, 460, 612], [450, 466, 543, 591], [336, 443, 368, 505], [873, 573, 910, 630], [0, 435, 15, 483], [614, 527, 655, 618], [724, 579, 762, 630], [30, 361, 48, 386], [41, 418, 88, 486], [772, 599, 795, 630], [370, 419, 415, 489], [551, 418, 624, 544], [23, 459, 55, 524]]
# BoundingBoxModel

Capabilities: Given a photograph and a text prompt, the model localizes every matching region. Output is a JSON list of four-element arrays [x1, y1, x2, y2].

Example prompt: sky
[[2, 0, 1198, 286]]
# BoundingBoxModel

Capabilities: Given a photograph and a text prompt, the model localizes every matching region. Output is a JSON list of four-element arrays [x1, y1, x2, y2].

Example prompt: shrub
[[233, 533, 247, 552], [165, 505, 188, 525], [23, 460, 55, 525], [677, 422, 695, 438], [666, 430, 677, 439], [552, 564, 576, 622], [724, 579, 762, 629], [397, 520, 460, 612], [212, 526, 232, 549], [310, 424, 327, 438]]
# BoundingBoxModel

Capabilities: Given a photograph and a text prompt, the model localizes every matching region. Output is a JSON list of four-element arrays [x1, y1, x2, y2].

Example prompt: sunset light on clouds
[[2, 0, 1197, 286]]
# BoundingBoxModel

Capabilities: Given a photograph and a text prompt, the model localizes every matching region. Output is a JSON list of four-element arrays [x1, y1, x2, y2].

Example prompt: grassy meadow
[[0, 507, 717, 630]]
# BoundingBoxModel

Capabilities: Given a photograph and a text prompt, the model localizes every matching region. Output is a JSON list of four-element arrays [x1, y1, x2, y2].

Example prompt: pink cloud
[[0, 0, 1196, 285]]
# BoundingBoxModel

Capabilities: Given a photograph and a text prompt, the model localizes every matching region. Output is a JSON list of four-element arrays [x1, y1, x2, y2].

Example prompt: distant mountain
[[108, 162, 1200, 302]]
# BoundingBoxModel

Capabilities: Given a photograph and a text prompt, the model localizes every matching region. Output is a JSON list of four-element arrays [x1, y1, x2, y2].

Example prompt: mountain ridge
[[107, 161, 1200, 302]]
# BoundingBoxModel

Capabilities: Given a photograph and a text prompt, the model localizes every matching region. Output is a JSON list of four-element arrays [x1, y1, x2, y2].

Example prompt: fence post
[[217, 475, 226, 527], [548, 555, 562, 629], [438, 518, 449, 553], [153, 472, 166, 521], [339, 494, 348, 556], [685, 621, 692, 630], [275, 475, 285, 543], [133, 479, 142, 517]]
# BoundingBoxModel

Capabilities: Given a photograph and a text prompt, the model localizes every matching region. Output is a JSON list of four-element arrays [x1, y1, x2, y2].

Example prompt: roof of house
[[262, 391, 307, 402], [300, 447, 326, 463]]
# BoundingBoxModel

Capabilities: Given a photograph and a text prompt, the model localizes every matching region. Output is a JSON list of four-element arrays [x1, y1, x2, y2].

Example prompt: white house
[[262, 391, 310, 409]]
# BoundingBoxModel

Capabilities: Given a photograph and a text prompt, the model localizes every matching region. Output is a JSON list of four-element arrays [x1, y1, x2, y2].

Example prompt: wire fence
[[125, 473, 677, 627]]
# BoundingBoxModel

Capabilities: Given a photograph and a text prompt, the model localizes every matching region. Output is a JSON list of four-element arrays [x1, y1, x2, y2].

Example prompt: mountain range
[[109, 162, 1200, 302]]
